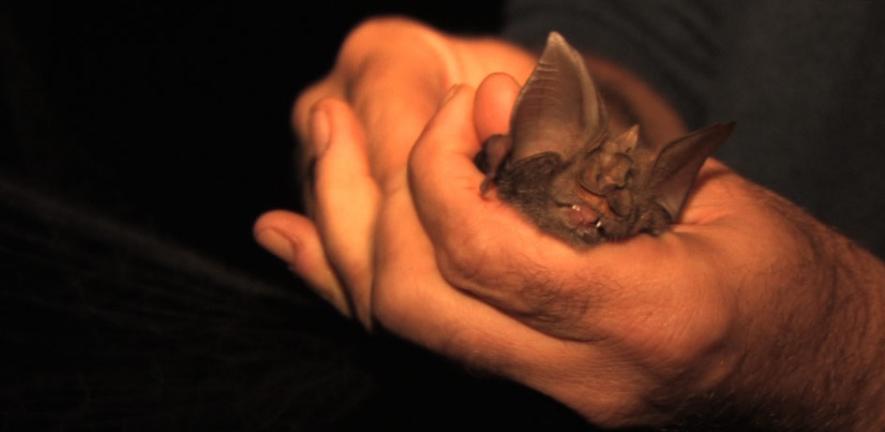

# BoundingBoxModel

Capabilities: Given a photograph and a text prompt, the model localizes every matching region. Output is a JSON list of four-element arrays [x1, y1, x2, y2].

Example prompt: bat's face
[[546, 133, 642, 243], [479, 32, 734, 247]]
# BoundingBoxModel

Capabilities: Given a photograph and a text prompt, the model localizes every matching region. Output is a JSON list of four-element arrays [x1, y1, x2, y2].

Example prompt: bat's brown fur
[[479, 32, 734, 247]]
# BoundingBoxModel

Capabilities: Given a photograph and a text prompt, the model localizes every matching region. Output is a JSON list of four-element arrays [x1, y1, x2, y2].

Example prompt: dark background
[[6, 2, 884, 431], [3, 1, 505, 282], [0, 2, 599, 431]]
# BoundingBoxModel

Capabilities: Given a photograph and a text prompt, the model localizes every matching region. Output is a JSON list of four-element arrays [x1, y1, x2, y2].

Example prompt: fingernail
[[255, 229, 298, 263], [310, 108, 331, 154]]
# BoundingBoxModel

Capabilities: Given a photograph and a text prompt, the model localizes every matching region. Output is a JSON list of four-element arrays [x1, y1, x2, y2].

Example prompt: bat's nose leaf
[[578, 149, 632, 195], [602, 153, 632, 188], [509, 32, 608, 162], [579, 155, 605, 195]]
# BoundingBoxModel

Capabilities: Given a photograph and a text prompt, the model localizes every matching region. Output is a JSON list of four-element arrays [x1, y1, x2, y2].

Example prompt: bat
[[476, 32, 735, 247]]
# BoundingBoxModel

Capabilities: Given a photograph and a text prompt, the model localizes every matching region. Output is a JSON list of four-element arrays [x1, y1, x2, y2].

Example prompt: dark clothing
[[505, 0, 885, 257], [0, 178, 586, 430]]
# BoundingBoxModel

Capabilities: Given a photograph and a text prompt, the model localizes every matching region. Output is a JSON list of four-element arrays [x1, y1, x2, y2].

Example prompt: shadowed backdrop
[[1, 2, 598, 430]]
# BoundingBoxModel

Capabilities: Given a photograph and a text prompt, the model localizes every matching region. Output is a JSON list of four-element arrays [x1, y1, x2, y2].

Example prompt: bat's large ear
[[509, 32, 608, 161], [647, 122, 735, 219]]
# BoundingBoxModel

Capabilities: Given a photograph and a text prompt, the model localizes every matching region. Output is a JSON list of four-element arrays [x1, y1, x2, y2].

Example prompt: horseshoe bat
[[477, 32, 734, 247]]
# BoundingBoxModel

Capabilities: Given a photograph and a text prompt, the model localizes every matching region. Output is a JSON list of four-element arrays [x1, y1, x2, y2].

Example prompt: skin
[[254, 18, 885, 430]]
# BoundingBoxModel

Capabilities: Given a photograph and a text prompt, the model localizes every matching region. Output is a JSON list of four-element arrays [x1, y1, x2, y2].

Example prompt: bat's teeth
[[595, 220, 603, 229], [571, 204, 581, 211]]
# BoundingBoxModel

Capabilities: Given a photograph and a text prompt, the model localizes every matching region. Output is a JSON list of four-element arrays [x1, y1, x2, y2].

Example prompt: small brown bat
[[477, 32, 734, 247]]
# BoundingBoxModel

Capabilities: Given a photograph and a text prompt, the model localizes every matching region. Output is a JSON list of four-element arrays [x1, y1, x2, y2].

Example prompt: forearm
[[674, 199, 885, 431], [814, 230, 885, 431], [735, 212, 885, 431]]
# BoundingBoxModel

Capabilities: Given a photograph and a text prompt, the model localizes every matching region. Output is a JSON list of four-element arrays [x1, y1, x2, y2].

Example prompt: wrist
[[691, 197, 885, 431], [828, 234, 885, 431]]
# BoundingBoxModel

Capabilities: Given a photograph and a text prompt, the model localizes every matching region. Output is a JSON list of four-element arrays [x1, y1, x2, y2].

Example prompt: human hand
[[405, 81, 884, 429], [255, 17, 535, 323], [256, 18, 884, 429]]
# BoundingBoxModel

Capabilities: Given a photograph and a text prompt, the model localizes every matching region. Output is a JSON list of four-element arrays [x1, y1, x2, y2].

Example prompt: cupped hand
[[401, 72, 854, 426], [258, 62, 795, 426], [254, 17, 534, 324]]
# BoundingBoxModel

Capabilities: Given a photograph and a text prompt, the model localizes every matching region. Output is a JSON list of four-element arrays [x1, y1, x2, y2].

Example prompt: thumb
[[407, 75, 523, 259], [254, 210, 351, 317], [408, 73, 521, 211], [474, 72, 521, 141]]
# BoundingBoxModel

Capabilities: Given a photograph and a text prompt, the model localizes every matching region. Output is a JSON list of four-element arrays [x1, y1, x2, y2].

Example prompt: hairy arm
[[578, 47, 885, 431], [564, 51, 885, 431], [693, 203, 885, 431]]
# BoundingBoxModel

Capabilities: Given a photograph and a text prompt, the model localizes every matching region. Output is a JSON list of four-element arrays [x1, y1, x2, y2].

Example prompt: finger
[[409, 83, 537, 262], [311, 97, 380, 329], [474, 72, 521, 140], [409, 85, 537, 306], [254, 210, 351, 317], [292, 78, 344, 146]]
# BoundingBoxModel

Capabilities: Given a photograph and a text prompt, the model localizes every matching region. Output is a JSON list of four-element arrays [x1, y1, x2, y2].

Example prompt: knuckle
[[436, 231, 493, 287], [338, 18, 450, 90], [340, 16, 430, 59]]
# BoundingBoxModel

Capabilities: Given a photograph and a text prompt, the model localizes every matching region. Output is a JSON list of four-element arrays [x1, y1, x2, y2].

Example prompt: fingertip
[[253, 210, 301, 261], [304, 99, 378, 328], [253, 210, 353, 318], [475, 72, 521, 140]]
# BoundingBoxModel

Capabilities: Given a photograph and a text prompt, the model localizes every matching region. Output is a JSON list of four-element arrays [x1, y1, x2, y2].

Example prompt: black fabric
[[0, 176, 587, 430], [505, 0, 885, 258]]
